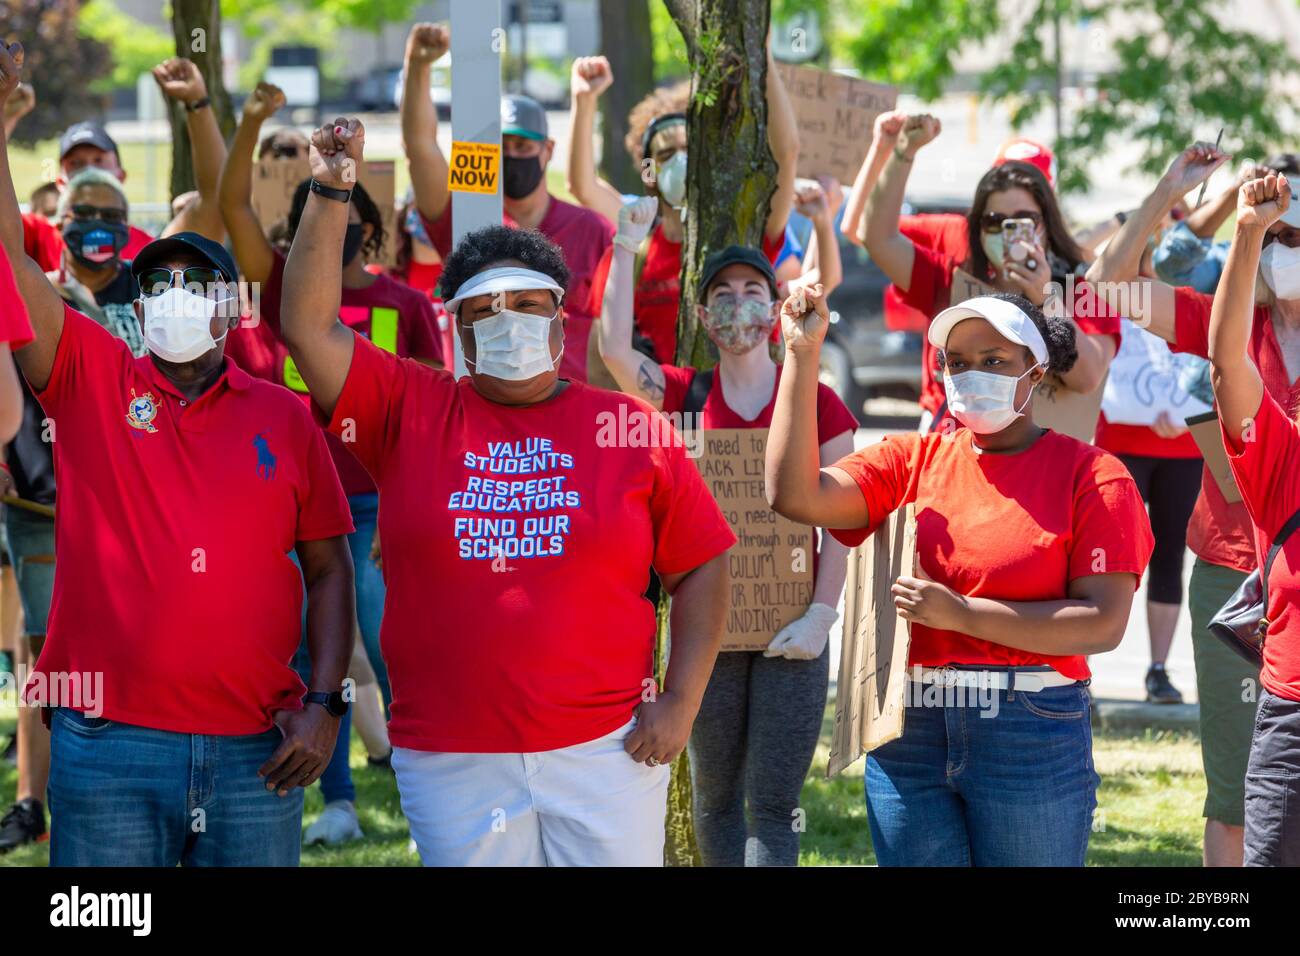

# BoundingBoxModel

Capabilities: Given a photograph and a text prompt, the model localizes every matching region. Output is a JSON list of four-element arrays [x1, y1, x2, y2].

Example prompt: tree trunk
[[656, 0, 774, 868], [597, 0, 654, 195], [169, 0, 236, 202], [666, 0, 775, 369]]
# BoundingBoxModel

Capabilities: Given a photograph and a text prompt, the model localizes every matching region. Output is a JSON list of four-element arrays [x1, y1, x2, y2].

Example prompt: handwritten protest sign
[[1102, 319, 1211, 426], [250, 154, 398, 267], [1186, 410, 1242, 504], [773, 63, 898, 184], [948, 268, 1105, 442], [690, 428, 813, 652], [828, 503, 915, 777]]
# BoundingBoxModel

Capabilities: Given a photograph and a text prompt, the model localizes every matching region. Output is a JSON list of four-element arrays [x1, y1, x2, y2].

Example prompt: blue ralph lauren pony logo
[[253, 433, 277, 481]]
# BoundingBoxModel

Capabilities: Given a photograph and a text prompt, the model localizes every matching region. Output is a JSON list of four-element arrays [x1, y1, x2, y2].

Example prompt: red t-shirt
[[899, 245, 1123, 422], [1170, 287, 1299, 572], [1224, 389, 1300, 702], [423, 195, 614, 381], [0, 244, 35, 348], [226, 250, 444, 496], [660, 363, 858, 441], [828, 429, 1153, 679], [885, 213, 971, 332], [320, 335, 736, 753], [22, 213, 151, 273], [373, 259, 454, 369], [1093, 418, 1201, 459], [587, 226, 784, 366], [23, 306, 353, 734]]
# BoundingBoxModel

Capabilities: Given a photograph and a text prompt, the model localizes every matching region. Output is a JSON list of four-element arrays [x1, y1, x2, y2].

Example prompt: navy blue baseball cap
[[131, 232, 239, 287], [59, 122, 120, 161]]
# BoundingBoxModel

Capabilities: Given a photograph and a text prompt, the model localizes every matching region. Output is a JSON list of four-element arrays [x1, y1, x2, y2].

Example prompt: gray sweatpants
[[688, 642, 829, 866]]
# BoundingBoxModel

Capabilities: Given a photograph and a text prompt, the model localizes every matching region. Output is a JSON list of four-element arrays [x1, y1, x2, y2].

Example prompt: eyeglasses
[[138, 267, 226, 297], [979, 210, 1043, 233], [69, 204, 127, 224]]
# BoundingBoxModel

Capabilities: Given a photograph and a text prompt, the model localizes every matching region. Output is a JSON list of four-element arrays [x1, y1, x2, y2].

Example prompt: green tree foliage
[[78, 0, 173, 93]]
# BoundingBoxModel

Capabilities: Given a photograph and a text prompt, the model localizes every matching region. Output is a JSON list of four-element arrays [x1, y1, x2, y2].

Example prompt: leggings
[[1116, 454, 1201, 605], [688, 643, 829, 866]]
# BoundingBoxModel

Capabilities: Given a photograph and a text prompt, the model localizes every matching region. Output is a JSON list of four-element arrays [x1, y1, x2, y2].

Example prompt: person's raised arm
[[791, 177, 842, 295], [401, 23, 451, 225], [858, 114, 940, 290], [566, 56, 625, 225], [597, 196, 662, 406], [154, 58, 227, 241], [840, 110, 906, 248], [766, 284, 869, 529], [279, 118, 365, 418], [1186, 163, 1263, 239], [2, 82, 33, 140], [1087, 142, 1228, 343], [218, 82, 285, 284], [1209, 175, 1278, 445], [763, 49, 799, 243], [0, 43, 64, 390]]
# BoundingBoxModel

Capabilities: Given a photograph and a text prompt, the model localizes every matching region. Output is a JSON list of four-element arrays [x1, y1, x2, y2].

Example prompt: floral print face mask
[[701, 298, 775, 355]]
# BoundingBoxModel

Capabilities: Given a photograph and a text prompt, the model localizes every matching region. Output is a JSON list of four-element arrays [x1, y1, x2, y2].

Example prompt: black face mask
[[342, 223, 366, 267], [62, 219, 129, 271], [503, 155, 545, 199]]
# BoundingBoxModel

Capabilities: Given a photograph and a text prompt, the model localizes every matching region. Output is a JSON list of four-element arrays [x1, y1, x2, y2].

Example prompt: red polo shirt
[[0, 244, 34, 348], [320, 335, 737, 753], [1169, 287, 1299, 572], [24, 306, 353, 735], [1224, 389, 1300, 702]]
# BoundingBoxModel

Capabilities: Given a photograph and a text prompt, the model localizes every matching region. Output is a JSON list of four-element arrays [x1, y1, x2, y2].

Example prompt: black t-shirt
[[7, 263, 142, 505]]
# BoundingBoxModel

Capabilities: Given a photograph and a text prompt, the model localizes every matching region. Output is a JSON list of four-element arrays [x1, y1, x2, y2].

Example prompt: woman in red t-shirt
[[767, 289, 1152, 866], [599, 199, 857, 866], [858, 115, 1120, 433], [1206, 172, 1300, 866]]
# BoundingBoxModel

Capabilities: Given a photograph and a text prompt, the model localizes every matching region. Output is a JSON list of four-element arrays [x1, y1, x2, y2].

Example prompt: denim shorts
[[4, 506, 55, 637]]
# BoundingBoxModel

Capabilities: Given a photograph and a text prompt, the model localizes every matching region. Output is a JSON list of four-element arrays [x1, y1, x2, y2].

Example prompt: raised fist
[[310, 117, 366, 191], [406, 23, 450, 67], [152, 57, 208, 105], [571, 56, 613, 100]]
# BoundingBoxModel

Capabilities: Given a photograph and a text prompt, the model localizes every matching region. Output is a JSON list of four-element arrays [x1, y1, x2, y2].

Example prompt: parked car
[[353, 60, 451, 116], [819, 198, 969, 423]]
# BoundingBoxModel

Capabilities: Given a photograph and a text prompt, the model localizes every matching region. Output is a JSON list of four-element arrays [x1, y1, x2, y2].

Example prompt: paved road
[[826, 426, 1198, 704]]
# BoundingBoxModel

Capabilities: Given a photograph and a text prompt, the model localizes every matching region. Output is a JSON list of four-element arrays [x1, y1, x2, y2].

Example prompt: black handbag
[[1207, 508, 1300, 666]]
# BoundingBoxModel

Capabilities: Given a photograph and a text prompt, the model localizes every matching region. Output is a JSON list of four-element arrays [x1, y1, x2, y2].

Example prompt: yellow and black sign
[[448, 141, 501, 194]]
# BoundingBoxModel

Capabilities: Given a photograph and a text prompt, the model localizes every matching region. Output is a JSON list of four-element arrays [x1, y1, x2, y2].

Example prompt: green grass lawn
[[0, 698, 1206, 867]]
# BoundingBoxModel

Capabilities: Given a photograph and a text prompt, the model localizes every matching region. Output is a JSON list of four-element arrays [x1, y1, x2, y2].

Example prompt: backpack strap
[[1262, 506, 1300, 612], [683, 368, 714, 417]]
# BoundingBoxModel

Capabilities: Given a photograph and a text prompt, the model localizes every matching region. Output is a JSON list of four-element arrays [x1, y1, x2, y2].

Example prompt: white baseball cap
[[928, 296, 1049, 366]]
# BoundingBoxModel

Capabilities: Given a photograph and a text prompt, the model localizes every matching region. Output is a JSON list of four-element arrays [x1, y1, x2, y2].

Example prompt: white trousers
[[393, 719, 670, 866]]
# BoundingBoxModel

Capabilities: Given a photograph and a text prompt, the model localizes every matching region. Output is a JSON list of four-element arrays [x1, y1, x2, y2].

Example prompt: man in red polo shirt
[[401, 23, 613, 381], [2, 34, 356, 869]]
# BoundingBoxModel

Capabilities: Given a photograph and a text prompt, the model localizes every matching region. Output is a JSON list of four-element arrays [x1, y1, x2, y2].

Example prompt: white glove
[[614, 196, 658, 252], [764, 603, 838, 660]]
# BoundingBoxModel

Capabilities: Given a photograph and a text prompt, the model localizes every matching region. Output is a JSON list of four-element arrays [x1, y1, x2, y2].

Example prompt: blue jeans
[[865, 680, 1098, 866], [47, 708, 303, 866]]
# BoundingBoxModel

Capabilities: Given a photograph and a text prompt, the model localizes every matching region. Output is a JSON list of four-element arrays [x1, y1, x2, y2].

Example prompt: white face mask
[[656, 151, 687, 209], [463, 308, 561, 382], [140, 287, 229, 364], [943, 364, 1040, 434], [1260, 241, 1300, 301]]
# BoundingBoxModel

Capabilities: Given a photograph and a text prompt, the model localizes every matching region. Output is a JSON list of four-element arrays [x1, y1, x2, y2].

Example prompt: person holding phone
[[857, 115, 1121, 434]]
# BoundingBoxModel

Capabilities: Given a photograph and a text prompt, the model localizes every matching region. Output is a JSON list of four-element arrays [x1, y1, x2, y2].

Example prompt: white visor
[[928, 295, 1049, 367], [443, 266, 565, 315]]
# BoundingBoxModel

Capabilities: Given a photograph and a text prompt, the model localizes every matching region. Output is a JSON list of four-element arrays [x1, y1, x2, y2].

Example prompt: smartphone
[[1001, 218, 1038, 261]]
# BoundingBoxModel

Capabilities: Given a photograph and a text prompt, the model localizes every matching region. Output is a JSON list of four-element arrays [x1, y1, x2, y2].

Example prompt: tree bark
[[668, 0, 775, 370], [597, 0, 654, 195], [169, 0, 236, 201]]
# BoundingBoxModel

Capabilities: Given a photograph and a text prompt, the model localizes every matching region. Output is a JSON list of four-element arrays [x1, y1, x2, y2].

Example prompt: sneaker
[[0, 798, 47, 853], [366, 749, 394, 773], [303, 800, 363, 846], [1145, 664, 1184, 704]]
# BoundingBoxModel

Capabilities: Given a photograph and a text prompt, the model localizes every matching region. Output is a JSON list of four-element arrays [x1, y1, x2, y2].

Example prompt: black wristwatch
[[310, 179, 353, 204], [304, 690, 349, 717], [185, 96, 211, 113]]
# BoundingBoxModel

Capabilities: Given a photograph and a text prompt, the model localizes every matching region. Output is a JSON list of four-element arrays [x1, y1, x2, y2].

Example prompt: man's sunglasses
[[979, 210, 1043, 233], [138, 267, 226, 297], [69, 204, 127, 225]]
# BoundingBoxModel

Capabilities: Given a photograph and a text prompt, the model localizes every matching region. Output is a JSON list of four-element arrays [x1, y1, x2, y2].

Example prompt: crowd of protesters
[[0, 18, 1295, 869]]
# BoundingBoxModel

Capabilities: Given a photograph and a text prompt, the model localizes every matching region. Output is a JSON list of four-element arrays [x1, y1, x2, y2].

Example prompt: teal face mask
[[981, 232, 1006, 270]]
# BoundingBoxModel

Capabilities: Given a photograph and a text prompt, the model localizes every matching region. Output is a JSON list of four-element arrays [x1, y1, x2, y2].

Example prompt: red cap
[[994, 138, 1055, 186]]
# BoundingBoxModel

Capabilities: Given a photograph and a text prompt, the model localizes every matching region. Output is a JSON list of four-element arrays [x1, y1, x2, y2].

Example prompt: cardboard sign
[[250, 155, 398, 267], [1186, 410, 1242, 504], [773, 63, 898, 185], [1102, 319, 1211, 426], [947, 268, 1105, 443], [690, 428, 814, 652], [448, 141, 501, 194], [828, 504, 916, 777]]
